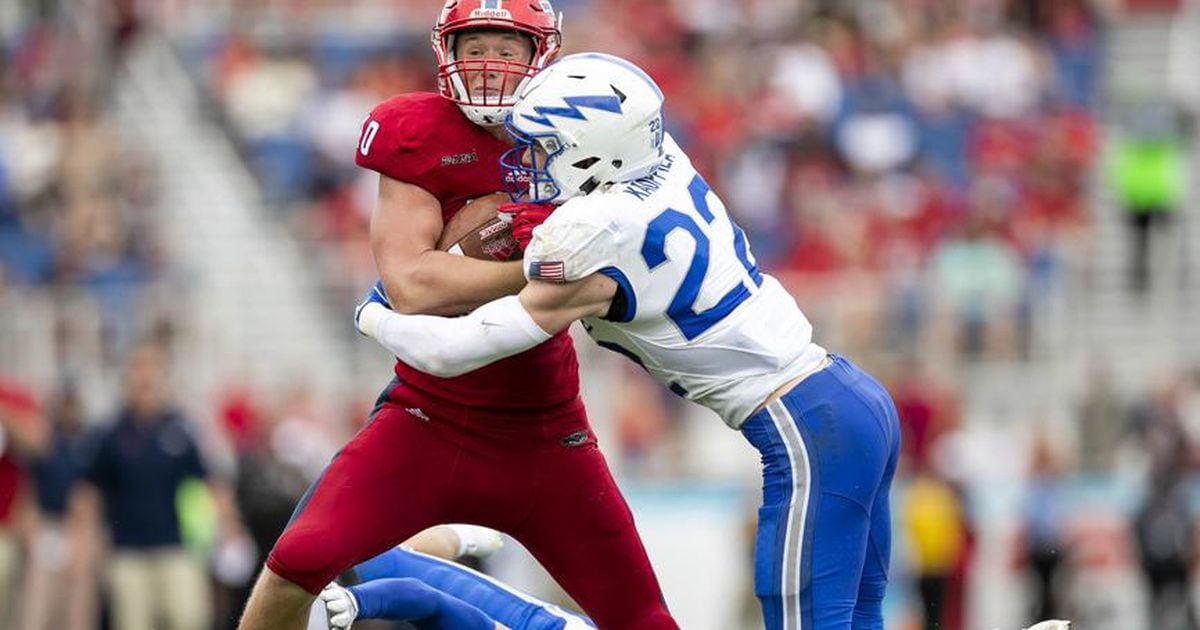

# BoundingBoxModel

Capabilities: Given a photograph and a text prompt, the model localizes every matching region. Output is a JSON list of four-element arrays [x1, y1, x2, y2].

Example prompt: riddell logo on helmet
[[470, 7, 511, 19]]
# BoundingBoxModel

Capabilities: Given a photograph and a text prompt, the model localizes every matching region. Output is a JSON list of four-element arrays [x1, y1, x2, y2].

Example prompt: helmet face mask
[[500, 120, 579, 203], [502, 53, 667, 204], [432, 0, 562, 127]]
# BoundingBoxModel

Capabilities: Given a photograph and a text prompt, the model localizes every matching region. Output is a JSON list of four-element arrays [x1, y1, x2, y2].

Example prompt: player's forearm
[[382, 253, 526, 316], [359, 295, 550, 377]]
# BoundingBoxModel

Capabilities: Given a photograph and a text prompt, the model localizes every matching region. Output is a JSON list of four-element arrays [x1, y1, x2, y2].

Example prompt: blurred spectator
[[768, 38, 843, 126], [1128, 376, 1196, 479], [902, 468, 967, 630], [833, 59, 921, 175], [1133, 468, 1198, 630], [218, 387, 311, 630], [1020, 435, 1071, 624], [69, 341, 245, 630], [19, 382, 95, 630], [890, 354, 959, 472], [928, 211, 1026, 360], [1075, 366, 1126, 474], [1111, 102, 1188, 294], [0, 377, 48, 627]]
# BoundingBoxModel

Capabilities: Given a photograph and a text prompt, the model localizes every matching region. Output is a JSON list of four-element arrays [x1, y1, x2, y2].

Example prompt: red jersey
[[356, 92, 579, 410]]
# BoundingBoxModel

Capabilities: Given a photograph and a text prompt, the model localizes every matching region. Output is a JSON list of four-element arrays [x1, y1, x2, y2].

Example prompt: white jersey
[[524, 135, 827, 428]]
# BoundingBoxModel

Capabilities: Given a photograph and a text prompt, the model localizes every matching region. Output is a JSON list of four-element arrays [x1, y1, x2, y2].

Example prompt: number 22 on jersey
[[640, 175, 763, 341]]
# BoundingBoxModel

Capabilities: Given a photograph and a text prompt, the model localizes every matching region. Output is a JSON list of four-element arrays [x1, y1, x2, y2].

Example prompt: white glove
[[319, 583, 359, 630], [354, 281, 391, 338]]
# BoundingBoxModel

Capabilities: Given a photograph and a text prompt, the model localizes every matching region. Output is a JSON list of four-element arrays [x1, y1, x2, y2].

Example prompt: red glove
[[498, 202, 556, 251]]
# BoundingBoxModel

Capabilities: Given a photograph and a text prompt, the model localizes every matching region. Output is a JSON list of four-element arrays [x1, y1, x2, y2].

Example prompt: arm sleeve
[[524, 203, 621, 283], [363, 295, 551, 378], [348, 578, 495, 629]]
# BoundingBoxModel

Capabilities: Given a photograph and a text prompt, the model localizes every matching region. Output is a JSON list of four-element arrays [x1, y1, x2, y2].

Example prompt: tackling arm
[[372, 175, 527, 316], [357, 273, 617, 377]]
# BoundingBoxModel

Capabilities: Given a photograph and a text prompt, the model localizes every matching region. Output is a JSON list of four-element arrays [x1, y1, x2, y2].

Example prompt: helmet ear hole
[[572, 157, 600, 169], [611, 159, 623, 169]]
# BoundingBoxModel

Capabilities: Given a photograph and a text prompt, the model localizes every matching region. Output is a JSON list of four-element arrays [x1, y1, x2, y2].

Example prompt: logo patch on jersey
[[440, 151, 479, 167], [529, 260, 565, 282], [560, 430, 589, 448]]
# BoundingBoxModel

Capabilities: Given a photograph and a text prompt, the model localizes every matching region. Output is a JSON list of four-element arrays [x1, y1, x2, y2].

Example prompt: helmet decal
[[521, 95, 624, 128], [503, 53, 666, 203]]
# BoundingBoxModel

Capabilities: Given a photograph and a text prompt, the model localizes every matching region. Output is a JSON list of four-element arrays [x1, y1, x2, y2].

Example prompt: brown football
[[436, 192, 520, 261]]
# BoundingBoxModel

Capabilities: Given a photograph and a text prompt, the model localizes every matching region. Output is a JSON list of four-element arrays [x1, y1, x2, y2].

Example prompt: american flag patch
[[529, 260, 566, 282]]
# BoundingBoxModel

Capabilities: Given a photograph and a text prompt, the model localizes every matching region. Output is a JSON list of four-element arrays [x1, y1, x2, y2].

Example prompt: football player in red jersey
[[236, 2, 677, 629]]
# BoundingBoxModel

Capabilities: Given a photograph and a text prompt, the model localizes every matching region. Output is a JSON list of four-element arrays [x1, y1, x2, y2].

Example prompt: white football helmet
[[501, 52, 666, 203]]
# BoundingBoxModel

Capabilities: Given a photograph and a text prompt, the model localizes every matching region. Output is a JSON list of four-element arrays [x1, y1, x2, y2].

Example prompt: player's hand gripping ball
[[436, 192, 522, 261], [497, 202, 556, 251]]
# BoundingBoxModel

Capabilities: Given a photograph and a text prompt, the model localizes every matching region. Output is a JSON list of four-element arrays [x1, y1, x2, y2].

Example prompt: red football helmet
[[431, 0, 563, 126]]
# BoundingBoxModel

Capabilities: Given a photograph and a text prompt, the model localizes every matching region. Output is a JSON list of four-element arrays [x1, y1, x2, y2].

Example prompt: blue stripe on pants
[[740, 355, 900, 630]]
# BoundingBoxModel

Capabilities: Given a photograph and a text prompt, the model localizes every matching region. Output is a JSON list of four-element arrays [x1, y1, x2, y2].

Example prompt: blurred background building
[[0, 0, 1199, 628]]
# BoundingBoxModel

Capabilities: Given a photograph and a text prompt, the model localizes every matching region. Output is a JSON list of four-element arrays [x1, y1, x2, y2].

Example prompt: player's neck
[[482, 123, 513, 145]]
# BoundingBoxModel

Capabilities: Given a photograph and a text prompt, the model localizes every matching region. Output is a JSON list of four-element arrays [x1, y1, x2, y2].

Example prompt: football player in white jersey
[[355, 53, 900, 630]]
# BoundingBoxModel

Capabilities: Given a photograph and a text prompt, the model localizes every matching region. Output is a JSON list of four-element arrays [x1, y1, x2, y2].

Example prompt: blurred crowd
[[178, 0, 1101, 366], [888, 359, 1200, 629], [0, 0, 165, 367], [2, 0, 1199, 629]]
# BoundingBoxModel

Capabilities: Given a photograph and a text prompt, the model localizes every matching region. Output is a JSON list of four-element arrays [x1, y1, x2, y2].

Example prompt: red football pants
[[267, 381, 677, 630]]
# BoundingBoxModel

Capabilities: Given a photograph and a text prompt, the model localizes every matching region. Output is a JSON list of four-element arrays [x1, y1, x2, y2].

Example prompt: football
[[436, 192, 521, 261]]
